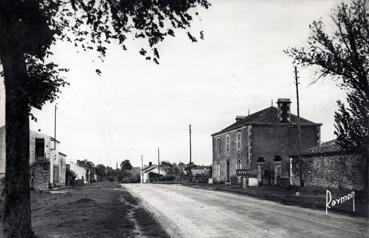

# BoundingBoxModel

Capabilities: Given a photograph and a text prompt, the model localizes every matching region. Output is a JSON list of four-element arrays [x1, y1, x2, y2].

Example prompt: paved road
[[124, 184, 369, 238]]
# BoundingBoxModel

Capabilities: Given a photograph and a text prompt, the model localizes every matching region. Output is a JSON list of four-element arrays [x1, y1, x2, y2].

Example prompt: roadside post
[[236, 169, 253, 189]]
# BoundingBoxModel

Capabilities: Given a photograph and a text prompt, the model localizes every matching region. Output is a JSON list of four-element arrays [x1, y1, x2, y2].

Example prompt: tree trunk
[[1, 49, 33, 237]]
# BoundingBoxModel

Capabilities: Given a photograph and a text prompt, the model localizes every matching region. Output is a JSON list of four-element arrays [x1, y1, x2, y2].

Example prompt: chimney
[[277, 98, 291, 123], [149, 161, 152, 166], [235, 116, 246, 122]]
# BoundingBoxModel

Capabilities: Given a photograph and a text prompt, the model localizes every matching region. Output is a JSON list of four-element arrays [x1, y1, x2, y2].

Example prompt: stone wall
[[31, 161, 50, 191], [292, 153, 365, 190]]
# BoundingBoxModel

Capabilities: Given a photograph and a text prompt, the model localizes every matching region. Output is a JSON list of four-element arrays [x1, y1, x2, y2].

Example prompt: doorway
[[226, 161, 230, 182]]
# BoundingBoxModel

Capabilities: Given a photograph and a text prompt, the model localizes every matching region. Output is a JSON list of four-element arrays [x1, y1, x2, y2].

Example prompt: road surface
[[124, 184, 369, 238]]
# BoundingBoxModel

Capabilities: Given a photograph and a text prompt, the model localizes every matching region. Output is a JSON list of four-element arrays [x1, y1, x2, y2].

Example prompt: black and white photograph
[[0, 0, 368, 237]]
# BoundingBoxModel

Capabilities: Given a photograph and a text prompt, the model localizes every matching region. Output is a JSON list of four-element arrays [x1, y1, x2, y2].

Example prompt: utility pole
[[294, 66, 304, 187], [53, 103, 57, 150], [141, 155, 144, 183], [116, 161, 118, 182], [157, 147, 160, 176], [189, 125, 192, 165]]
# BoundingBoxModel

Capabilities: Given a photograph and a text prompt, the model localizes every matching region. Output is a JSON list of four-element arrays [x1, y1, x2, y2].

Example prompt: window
[[236, 133, 241, 151], [216, 138, 221, 154], [226, 135, 230, 153], [35, 138, 45, 160], [237, 160, 242, 169]]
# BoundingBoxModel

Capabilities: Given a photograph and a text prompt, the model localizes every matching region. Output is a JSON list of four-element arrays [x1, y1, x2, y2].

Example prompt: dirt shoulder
[[0, 182, 168, 238]]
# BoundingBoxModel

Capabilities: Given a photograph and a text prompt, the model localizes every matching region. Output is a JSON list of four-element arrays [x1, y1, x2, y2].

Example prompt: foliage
[[285, 0, 369, 153], [66, 169, 77, 186], [335, 91, 369, 153], [120, 160, 133, 170], [95, 164, 106, 181], [148, 172, 164, 182], [1, 0, 210, 112], [105, 166, 116, 182], [193, 173, 210, 183]]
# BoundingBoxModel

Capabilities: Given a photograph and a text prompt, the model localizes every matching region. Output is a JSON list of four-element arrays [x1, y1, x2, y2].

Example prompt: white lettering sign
[[326, 190, 355, 215]]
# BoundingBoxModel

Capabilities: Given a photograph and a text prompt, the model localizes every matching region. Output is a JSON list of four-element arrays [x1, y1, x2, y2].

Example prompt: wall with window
[[212, 127, 249, 182], [0, 127, 62, 186]]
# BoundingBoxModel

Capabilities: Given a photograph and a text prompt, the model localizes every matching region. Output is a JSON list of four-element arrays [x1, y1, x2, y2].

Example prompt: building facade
[[142, 162, 167, 183], [0, 126, 66, 189], [211, 98, 322, 184]]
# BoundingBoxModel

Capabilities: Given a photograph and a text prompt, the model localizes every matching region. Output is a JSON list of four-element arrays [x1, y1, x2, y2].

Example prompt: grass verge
[[1, 182, 169, 237], [184, 183, 368, 218]]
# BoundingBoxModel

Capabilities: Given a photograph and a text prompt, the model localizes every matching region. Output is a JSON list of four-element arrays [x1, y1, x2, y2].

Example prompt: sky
[[0, 0, 348, 168]]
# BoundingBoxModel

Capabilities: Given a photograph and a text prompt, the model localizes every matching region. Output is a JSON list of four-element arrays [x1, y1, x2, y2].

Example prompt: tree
[[95, 164, 106, 181], [285, 0, 369, 194], [0, 0, 209, 237], [120, 159, 132, 171], [105, 166, 116, 182]]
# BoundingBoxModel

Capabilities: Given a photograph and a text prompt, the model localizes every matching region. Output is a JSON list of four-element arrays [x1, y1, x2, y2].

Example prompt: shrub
[[230, 175, 238, 184], [193, 173, 210, 183]]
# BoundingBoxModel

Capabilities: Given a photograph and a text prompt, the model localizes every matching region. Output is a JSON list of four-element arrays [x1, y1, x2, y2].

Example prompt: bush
[[193, 173, 210, 183], [230, 175, 238, 184], [158, 175, 176, 182]]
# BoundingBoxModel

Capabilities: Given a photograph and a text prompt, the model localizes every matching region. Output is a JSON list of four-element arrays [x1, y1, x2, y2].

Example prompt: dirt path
[[124, 184, 369, 238]]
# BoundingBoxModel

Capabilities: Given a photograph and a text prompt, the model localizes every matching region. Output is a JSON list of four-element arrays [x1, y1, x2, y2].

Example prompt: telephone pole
[[294, 66, 304, 187], [157, 147, 160, 175], [53, 103, 57, 150], [189, 125, 192, 165], [141, 155, 144, 183]]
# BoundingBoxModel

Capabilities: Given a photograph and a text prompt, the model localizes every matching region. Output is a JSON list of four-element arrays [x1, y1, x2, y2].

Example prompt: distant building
[[142, 162, 167, 183], [55, 152, 67, 186], [77, 159, 96, 183], [211, 98, 321, 185], [191, 165, 211, 176], [0, 126, 65, 190], [67, 161, 88, 184]]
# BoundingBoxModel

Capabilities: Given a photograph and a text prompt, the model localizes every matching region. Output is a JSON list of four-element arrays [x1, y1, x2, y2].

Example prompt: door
[[53, 165, 59, 184], [226, 161, 230, 182]]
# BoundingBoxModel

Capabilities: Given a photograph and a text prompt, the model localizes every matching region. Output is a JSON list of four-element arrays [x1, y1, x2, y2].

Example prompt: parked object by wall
[[291, 140, 366, 191]]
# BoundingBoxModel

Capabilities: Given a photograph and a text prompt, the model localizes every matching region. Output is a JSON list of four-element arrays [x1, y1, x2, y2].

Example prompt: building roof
[[290, 140, 350, 157], [212, 106, 321, 136], [58, 152, 67, 157], [303, 140, 342, 154], [0, 126, 61, 143], [142, 164, 170, 173]]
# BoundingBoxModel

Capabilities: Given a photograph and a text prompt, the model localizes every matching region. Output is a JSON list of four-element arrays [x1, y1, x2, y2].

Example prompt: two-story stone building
[[211, 98, 322, 185]]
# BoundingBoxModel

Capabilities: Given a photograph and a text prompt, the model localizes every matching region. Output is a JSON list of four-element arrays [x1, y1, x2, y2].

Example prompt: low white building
[[67, 161, 88, 183], [142, 162, 166, 183], [0, 126, 65, 189]]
